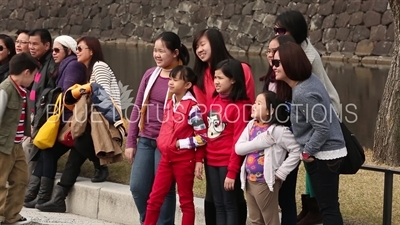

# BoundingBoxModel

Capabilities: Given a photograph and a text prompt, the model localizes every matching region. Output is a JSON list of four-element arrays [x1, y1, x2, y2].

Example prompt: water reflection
[[102, 44, 389, 149]]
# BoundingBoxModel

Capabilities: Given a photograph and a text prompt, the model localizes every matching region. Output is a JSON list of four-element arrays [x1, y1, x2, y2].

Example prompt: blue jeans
[[130, 137, 176, 225]]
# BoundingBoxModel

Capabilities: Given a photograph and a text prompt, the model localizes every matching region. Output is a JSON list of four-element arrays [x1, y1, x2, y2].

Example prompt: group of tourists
[[0, 9, 346, 225], [126, 10, 346, 225]]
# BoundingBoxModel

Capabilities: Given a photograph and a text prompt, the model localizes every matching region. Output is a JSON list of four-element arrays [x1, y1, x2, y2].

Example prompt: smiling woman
[[125, 31, 190, 225]]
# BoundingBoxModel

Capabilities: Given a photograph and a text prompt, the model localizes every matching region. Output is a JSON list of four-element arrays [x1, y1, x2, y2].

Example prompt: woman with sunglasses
[[0, 34, 16, 83], [36, 36, 121, 213], [23, 35, 88, 209], [261, 34, 302, 225], [274, 10, 341, 225], [272, 42, 346, 225]]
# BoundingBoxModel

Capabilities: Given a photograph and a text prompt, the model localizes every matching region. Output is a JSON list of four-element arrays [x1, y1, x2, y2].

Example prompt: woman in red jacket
[[144, 66, 207, 225], [205, 59, 251, 225], [192, 28, 255, 225]]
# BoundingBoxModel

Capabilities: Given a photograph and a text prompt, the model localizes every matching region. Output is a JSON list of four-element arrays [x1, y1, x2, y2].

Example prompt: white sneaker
[[4, 216, 31, 225]]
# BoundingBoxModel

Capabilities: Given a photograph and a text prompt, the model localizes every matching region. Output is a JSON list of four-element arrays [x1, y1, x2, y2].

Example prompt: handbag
[[58, 116, 74, 147], [33, 93, 63, 150], [339, 122, 365, 174]]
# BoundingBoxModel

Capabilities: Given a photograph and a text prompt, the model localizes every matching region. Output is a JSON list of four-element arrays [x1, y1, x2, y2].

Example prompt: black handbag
[[339, 122, 365, 174]]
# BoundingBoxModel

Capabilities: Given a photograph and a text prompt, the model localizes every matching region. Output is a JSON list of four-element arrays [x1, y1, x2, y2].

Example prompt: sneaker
[[4, 216, 31, 225]]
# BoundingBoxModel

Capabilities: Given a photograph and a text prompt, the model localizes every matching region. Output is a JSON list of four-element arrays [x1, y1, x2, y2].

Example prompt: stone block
[[234, 4, 243, 14], [248, 21, 262, 38], [363, 11, 381, 27], [309, 14, 323, 30], [253, 0, 266, 10], [319, 1, 333, 16], [333, 0, 346, 14], [352, 26, 370, 42], [340, 41, 356, 53], [322, 28, 336, 43], [223, 3, 235, 19], [253, 11, 265, 23], [361, 0, 372, 12], [66, 178, 100, 219], [228, 15, 242, 31], [349, 12, 363, 26], [248, 43, 264, 55], [386, 23, 394, 41], [335, 28, 350, 41], [97, 183, 138, 224], [372, 0, 388, 13], [322, 14, 336, 29], [347, 0, 361, 14], [355, 39, 374, 56], [240, 15, 254, 34], [236, 33, 252, 51], [292, 3, 308, 14], [372, 41, 392, 56], [361, 56, 378, 64], [370, 25, 386, 42], [70, 25, 82, 35], [382, 10, 393, 25], [128, 3, 140, 15], [257, 27, 274, 42], [263, 3, 278, 14], [307, 3, 318, 17], [309, 29, 322, 44], [335, 12, 350, 28], [325, 40, 339, 53], [242, 2, 254, 15], [261, 14, 276, 27]]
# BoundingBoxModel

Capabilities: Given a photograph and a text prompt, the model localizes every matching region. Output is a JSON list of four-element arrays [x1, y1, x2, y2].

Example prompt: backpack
[[339, 122, 365, 174], [31, 87, 63, 138]]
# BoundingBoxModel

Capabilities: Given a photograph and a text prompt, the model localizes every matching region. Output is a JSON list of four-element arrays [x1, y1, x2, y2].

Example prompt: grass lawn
[[57, 149, 400, 225]]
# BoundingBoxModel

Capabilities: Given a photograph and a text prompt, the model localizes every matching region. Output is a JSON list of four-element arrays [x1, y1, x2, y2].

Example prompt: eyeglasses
[[76, 46, 89, 52], [271, 59, 281, 67], [0, 46, 4, 51], [15, 40, 29, 45], [274, 27, 287, 35]]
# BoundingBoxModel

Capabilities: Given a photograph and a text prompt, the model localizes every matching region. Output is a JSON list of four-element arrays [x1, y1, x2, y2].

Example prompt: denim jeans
[[305, 157, 344, 225], [130, 137, 176, 225]]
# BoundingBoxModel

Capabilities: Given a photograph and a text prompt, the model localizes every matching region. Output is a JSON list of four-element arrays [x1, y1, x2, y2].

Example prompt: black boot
[[24, 175, 40, 206], [34, 177, 54, 207], [35, 185, 67, 213], [91, 165, 109, 183], [297, 194, 310, 222], [297, 197, 323, 225]]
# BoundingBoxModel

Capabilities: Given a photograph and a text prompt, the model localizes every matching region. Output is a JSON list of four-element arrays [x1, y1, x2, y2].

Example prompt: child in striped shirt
[[144, 65, 207, 225]]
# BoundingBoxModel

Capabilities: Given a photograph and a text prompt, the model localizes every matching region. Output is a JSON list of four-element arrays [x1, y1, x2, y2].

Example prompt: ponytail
[[179, 44, 190, 65]]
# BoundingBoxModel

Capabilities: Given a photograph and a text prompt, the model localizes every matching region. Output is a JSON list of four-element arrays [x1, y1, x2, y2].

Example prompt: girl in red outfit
[[205, 59, 252, 225], [192, 28, 255, 225], [144, 66, 207, 225]]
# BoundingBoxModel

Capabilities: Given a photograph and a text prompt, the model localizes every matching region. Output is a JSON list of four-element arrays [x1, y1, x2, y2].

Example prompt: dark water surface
[[102, 44, 389, 150]]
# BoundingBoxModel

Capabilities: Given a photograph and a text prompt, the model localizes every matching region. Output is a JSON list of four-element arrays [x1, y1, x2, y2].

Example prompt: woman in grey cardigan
[[274, 10, 342, 225], [272, 42, 347, 225]]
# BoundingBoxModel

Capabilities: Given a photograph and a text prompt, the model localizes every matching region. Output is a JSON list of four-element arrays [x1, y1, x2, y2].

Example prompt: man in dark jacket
[[24, 29, 56, 176]]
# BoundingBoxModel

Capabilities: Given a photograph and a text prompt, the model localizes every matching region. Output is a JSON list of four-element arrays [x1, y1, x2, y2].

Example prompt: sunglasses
[[52, 47, 68, 54], [76, 46, 89, 52], [271, 59, 281, 67], [0, 46, 5, 51], [274, 27, 287, 35]]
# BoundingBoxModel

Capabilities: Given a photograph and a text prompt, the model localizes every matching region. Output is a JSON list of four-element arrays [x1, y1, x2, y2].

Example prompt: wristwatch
[[302, 152, 312, 159]]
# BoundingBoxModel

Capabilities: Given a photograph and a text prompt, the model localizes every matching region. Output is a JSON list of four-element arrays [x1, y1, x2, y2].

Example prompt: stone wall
[[0, 0, 394, 58]]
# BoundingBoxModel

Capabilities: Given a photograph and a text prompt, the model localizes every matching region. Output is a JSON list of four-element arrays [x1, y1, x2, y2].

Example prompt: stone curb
[[59, 175, 208, 225]]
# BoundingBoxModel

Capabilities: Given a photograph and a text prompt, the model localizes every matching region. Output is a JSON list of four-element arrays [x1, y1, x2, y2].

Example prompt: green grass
[[57, 149, 400, 224]]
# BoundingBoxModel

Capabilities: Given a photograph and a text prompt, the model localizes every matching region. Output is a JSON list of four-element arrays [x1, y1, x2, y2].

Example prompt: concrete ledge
[[58, 175, 209, 225]]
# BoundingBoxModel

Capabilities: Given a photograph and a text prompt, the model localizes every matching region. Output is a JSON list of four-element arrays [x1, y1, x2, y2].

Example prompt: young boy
[[0, 52, 39, 225]]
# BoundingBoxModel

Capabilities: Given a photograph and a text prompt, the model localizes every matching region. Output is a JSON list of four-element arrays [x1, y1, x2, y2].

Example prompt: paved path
[[21, 208, 123, 225]]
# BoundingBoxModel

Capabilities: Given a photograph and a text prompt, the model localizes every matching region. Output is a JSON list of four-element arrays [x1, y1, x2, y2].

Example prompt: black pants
[[279, 164, 299, 225], [205, 165, 245, 225], [204, 167, 247, 225], [58, 125, 100, 193], [306, 158, 344, 225], [32, 142, 70, 179]]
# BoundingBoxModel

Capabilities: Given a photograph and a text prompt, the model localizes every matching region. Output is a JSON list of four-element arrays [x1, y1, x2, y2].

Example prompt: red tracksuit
[[144, 93, 207, 225]]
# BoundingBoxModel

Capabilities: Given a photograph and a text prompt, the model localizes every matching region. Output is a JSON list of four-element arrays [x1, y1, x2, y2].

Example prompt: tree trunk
[[373, 0, 400, 165]]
